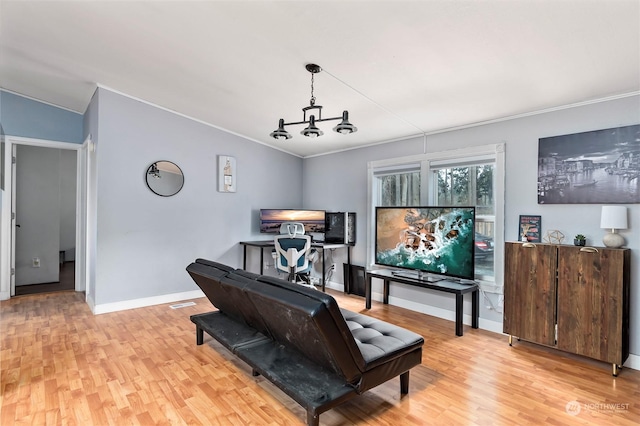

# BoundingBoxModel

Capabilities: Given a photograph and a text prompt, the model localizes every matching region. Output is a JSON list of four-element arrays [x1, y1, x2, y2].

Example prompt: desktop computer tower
[[324, 212, 356, 245]]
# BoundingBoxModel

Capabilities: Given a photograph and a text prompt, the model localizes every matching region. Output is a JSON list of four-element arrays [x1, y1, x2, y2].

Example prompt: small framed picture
[[218, 155, 236, 193], [519, 215, 541, 242]]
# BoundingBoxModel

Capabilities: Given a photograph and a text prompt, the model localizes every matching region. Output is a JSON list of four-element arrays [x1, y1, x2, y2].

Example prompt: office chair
[[273, 222, 317, 288]]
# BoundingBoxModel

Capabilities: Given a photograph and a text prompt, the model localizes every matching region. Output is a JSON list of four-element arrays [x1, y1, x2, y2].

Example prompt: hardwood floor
[[14, 261, 75, 296], [1, 289, 638, 425]]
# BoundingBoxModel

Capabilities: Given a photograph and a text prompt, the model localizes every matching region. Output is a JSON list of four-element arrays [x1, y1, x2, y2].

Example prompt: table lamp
[[600, 206, 627, 248]]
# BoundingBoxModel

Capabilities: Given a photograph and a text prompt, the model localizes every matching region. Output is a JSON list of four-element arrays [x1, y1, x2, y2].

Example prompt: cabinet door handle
[[522, 243, 536, 248], [579, 246, 599, 253]]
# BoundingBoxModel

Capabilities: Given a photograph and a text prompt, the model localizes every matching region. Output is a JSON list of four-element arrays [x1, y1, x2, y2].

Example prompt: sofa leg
[[252, 368, 260, 377], [400, 371, 410, 395], [196, 326, 204, 345], [306, 410, 319, 426]]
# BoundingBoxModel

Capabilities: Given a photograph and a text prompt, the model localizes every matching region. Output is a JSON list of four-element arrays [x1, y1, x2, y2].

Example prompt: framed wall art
[[537, 124, 640, 204], [218, 155, 236, 193], [518, 215, 541, 242]]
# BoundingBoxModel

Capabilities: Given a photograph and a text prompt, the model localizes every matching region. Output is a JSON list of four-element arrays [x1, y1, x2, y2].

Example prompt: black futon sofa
[[186, 259, 424, 426]]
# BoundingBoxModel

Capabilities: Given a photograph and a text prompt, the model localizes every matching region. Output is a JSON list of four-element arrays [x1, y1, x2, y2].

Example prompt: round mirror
[[145, 161, 184, 197]]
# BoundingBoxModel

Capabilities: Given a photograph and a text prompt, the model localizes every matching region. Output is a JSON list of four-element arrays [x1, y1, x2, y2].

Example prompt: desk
[[365, 269, 479, 336], [240, 240, 351, 292]]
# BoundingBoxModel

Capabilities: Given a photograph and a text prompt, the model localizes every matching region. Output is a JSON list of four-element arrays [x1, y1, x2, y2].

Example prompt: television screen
[[259, 209, 326, 234], [375, 206, 475, 281]]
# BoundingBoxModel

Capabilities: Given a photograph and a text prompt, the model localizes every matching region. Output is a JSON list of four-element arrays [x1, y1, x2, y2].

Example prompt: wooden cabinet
[[503, 242, 630, 375], [504, 243, 557, 346]]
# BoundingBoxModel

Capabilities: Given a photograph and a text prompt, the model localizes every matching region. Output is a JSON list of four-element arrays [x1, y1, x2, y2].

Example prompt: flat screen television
[[375, 206, 475, 281], [259, 209, 326, 234]]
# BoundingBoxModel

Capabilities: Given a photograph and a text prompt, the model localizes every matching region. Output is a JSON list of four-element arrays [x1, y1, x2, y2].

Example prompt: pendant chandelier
[[270, 64, 357, 140]]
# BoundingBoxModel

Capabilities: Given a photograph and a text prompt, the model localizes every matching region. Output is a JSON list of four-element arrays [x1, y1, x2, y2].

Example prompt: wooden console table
[[365, 269, 479, 336]]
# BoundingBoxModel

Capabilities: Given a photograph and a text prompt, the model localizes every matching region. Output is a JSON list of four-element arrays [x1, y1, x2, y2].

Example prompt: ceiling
[[1, 1, 638, 158]]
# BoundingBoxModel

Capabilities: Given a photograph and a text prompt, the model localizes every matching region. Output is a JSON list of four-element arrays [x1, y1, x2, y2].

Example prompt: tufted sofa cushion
[[341, 309, 424, 370]]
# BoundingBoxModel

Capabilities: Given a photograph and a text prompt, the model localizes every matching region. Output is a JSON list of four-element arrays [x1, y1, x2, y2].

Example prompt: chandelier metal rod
[[280, 115, 344, 127]]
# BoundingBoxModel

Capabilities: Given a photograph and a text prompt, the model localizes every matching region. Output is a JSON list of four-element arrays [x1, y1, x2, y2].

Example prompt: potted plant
[[574, 234, 586, 246]]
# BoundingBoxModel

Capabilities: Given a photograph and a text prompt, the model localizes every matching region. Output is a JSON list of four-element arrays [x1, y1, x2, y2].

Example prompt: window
[[431, 163, 495, 279], [375, 167, 421, 207], [368, 144, 504, 284]]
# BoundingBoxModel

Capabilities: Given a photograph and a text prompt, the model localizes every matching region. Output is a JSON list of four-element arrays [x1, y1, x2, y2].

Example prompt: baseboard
[[0, 290, 10, 301], [324, 280, 345, 292], [478, 317, 504, 334], [86, 293, 96, 313], [624, 353, 639, 371], [92, 289, 205, 315], [388, 294, 503, 333]]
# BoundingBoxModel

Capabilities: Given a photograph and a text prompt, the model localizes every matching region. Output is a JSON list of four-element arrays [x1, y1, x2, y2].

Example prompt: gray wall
[[0, 90, 84, 143], [303, 94, 640, 355], [91, 88, 302, 305]]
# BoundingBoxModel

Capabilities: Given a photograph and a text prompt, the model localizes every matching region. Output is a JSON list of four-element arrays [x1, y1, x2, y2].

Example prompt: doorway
[[13, 145, 77, 295], [0, 136, 88, 300]]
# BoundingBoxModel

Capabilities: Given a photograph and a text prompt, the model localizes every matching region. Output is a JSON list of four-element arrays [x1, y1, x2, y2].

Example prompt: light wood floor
[[1, 290, 638, 425]]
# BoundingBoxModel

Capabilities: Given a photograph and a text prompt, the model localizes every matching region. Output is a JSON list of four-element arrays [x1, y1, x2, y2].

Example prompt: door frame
[[0, 135, 89, 299]]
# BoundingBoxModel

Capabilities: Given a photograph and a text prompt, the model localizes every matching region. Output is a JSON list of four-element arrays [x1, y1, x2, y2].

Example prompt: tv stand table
[[365, 269, 479, 336]]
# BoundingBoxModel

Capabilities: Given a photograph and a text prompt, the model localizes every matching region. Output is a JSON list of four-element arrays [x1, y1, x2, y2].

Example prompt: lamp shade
[[301, 115, 323, 138], [600, 206, 628, 230], [333, 111, 358, 135], [270, 118, 292, 140]]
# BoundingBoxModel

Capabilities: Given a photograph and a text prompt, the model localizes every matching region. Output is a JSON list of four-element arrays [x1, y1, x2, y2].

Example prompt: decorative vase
[[574, 239, 586, 246]]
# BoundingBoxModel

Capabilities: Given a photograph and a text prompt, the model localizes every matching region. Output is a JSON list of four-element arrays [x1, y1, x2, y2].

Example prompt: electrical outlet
[[264, 261, 270, 270], [32, 257, 40, 268]]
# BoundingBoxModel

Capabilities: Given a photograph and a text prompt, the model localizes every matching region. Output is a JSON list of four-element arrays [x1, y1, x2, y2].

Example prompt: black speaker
[[324, 212, 356, 245]]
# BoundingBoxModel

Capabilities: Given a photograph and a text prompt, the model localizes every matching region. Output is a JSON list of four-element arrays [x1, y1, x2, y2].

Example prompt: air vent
[[169, 302, 196, 309]]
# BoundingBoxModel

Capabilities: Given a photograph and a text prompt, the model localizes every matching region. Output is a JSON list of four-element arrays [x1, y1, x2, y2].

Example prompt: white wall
[[303, 95, 640, 356], [90, 88, 302, 307]]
